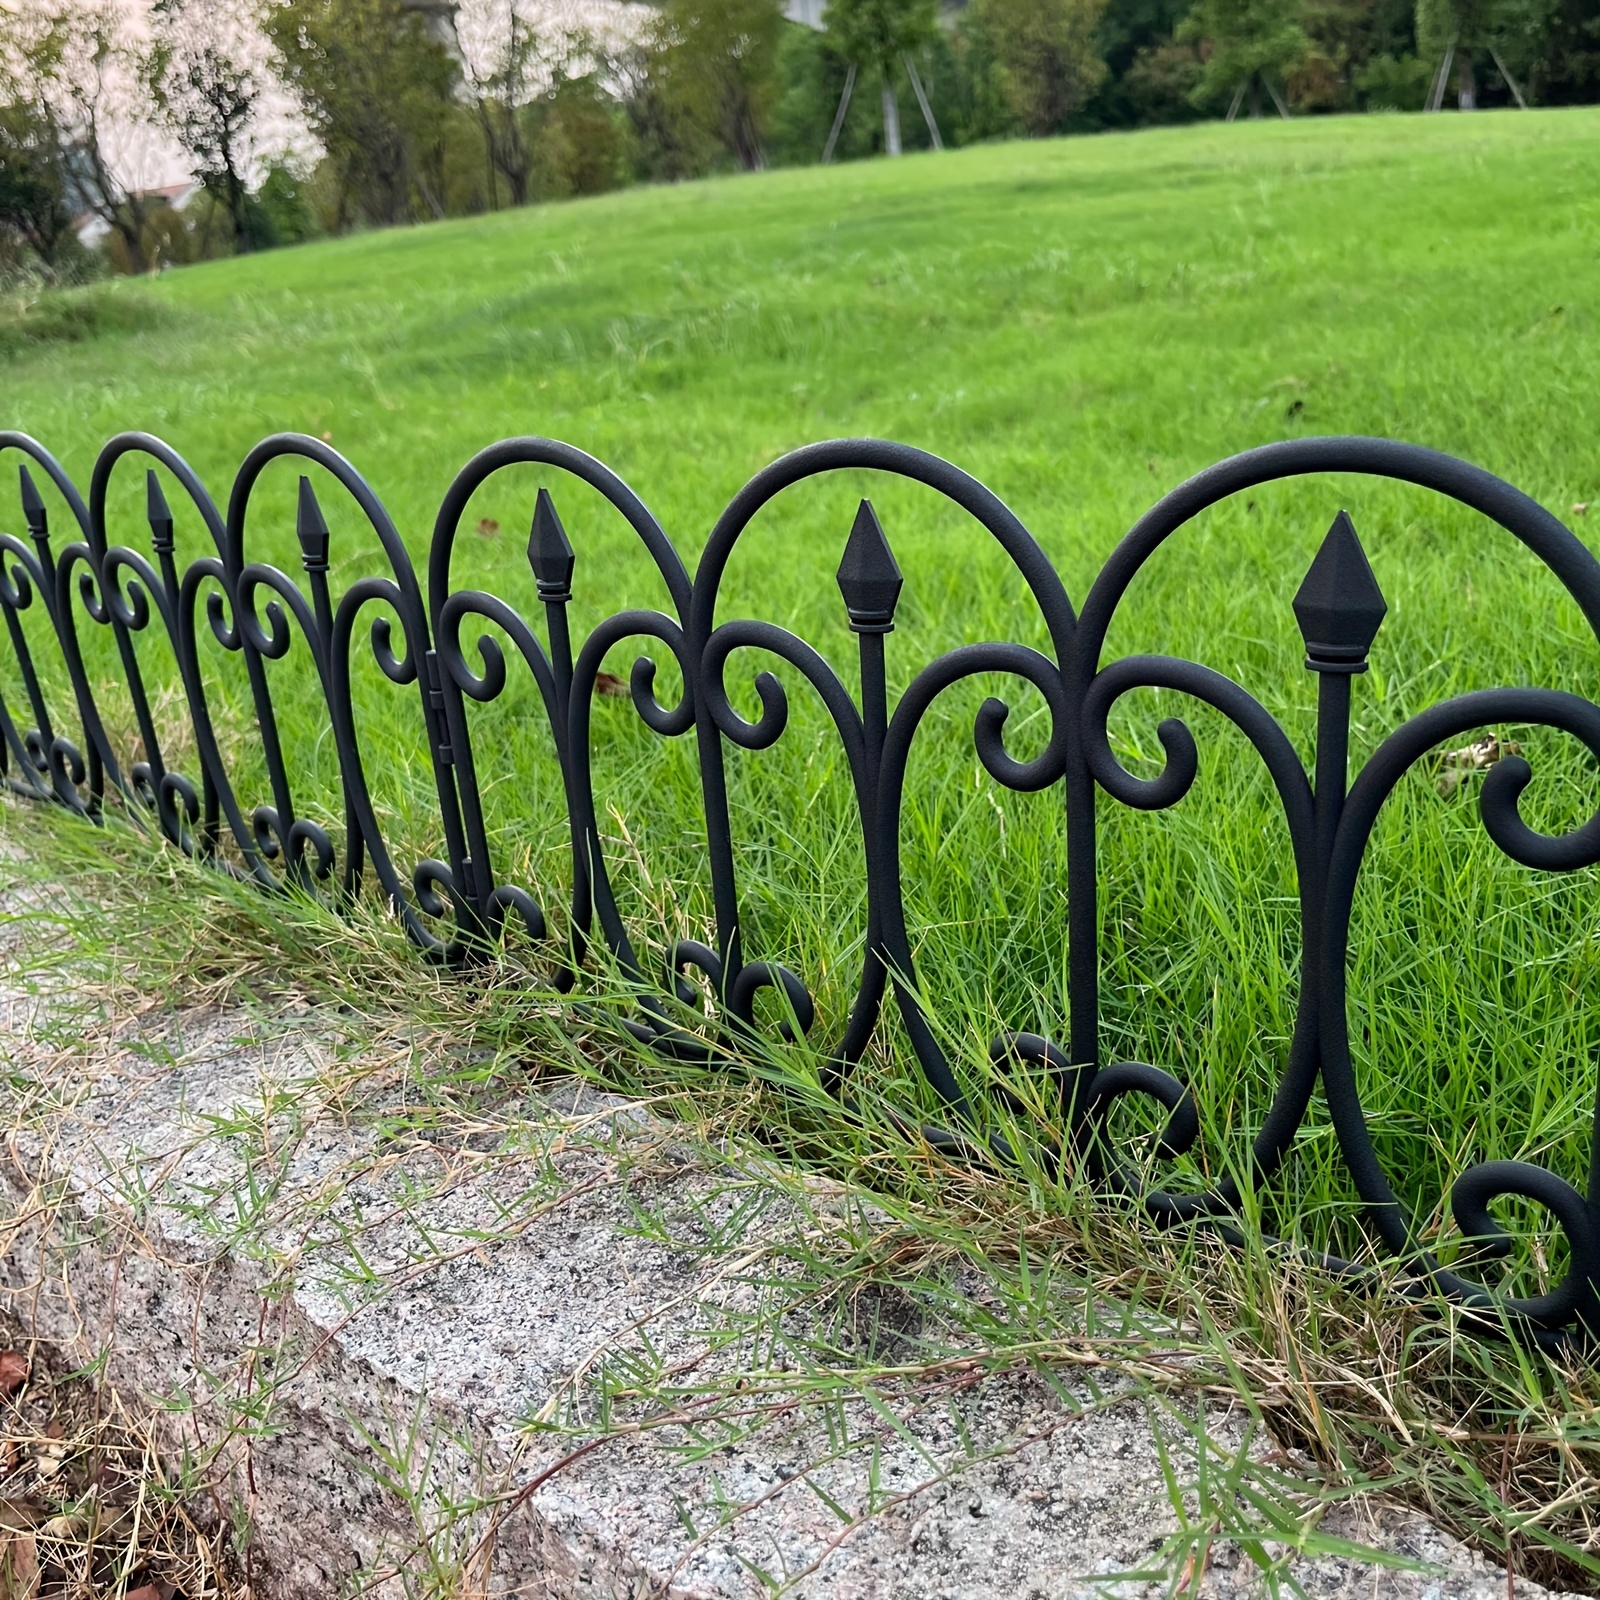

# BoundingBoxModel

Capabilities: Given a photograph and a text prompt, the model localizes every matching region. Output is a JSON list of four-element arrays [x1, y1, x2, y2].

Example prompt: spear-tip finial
[[297, 475, 330, 574], [18, 465, 46, 542], [527, 487, 574, 602], [836, 499, 903, 633], [1292, 510, 1386, 671], [146, 470, 175, 554]]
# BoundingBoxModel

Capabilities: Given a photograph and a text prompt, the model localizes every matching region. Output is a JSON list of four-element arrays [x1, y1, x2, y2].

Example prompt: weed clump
[[0, 287, 160, 364]]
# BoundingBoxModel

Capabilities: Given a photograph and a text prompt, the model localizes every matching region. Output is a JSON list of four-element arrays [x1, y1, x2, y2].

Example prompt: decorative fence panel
[[3, 427, 1598, 1345]]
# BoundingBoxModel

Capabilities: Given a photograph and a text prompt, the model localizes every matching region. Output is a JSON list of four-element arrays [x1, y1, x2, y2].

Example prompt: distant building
[[398, 0, 461, 42], [74, 180, 203, 250]]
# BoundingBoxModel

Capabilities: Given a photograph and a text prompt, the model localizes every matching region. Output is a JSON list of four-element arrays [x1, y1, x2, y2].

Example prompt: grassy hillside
[[9, 109, 1600, 561], [7, 108, 1600, 1319]]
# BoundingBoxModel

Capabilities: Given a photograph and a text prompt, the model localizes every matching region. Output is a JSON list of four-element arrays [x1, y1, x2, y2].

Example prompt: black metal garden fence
[[3, 427, 1598, 1343]]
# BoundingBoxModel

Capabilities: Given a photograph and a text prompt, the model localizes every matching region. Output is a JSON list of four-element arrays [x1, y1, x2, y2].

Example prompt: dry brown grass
[[0, 1318, 244, 1600]]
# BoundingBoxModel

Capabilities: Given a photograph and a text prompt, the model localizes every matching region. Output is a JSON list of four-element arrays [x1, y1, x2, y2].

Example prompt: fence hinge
[[424, 649, 453, 766]]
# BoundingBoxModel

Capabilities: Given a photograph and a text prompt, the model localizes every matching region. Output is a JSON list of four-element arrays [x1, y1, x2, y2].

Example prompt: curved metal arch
[[691, 438, 1075, 654], [0, 433, 112, 813], [223, 435, 451, 945], [1077, 435, 1600, 662], [84, 434, 233, 852], [425, 438, 690, 978], [689, 438, 1077, 1090], [427, 436, 691, 624], [1065, 436, 1600, 1263]]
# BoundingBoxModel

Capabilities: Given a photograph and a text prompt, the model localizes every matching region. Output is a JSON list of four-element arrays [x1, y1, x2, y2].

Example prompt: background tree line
[[1, 0, 1595, 280]]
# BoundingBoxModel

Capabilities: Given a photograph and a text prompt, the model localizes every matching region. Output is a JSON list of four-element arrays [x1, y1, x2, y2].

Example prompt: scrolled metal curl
[[97, 549, 162, 634], [412, 858, 461, 920], [1478, 751, 1600, 871], [158, 770, 202, 842], [701, 617, 869, 766], [1447, 1159, 1597, 1328], [626, 653, 693, 738], [877, 641, 1071, 796], [1082, 656, 1315, 846], [130, 766, 202, 855], [291, 817, 338, 881], [66, 547, 111, 629], [46, 734, 87, 796], [435, 591, 552, 706], [0, 536, 39, 611], [1081, 1061, 1201, 1204], [199, 572, 243, 652], [486, 882, 548, 944], [251, 804, 338, 884], [728, 959, 816, 1043], [665, 938, 724, 1006], [237, 563, 320, 665], [331, 577, 420, 687]]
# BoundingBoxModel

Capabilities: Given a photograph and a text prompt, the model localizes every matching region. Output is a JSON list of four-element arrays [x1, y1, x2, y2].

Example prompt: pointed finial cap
[[146, 470, 174, 554], [297, 476, 330, 573], [18, 466, 46, 541], [1293, 511, 1386, 671], [527, 488, 574, 601], [836, 500, 902, 633]]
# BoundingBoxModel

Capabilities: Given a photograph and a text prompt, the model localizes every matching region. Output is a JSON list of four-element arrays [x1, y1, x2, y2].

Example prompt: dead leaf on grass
[[476, 516, 500, 537], [124, 1583, 175, 1600], [0, 1502, 46, 1532], [1574, 502, 1591, 516], [0, 1352, 26, 1396], [1432, 732, 1522, 796], [594, 670, 628, 698], [0, 1530, 39, 1600]]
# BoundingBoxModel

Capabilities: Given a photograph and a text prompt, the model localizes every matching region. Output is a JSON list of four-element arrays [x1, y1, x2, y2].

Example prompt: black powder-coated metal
[[4, 427, 1599, 1345]]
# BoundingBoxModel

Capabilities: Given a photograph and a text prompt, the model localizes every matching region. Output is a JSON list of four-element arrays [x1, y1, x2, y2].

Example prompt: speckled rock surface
[[0, 971, 1551, 1599]]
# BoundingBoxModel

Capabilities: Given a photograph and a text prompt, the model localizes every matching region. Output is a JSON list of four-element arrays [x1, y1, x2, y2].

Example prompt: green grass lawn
[[7, 108, 1600, 1319]]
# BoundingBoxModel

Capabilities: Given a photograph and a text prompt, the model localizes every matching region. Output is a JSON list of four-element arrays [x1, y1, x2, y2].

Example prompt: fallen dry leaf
[[0, 1501, 47, 1532], [594, 670, 628, 698], [1433, 732, 1522, 796], [476, 516, 500, 537], [1574, 501, 1591, 516], [41, 1423, 61, 1443], [123, 1584, 170, 1600], [0, 1352, 26, 1397], [0, 1530, 38, 1599]]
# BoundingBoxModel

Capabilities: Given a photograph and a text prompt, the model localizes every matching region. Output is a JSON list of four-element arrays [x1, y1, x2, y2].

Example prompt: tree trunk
[[904, 53, 943, 149], [822, 63, 856, 163], [881, 77, 902, 157], [115, 207, 148, 274], [1458, 54, 1477, 109], [1249, 76, 1262, 118], [225, 165, 251, 253]]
